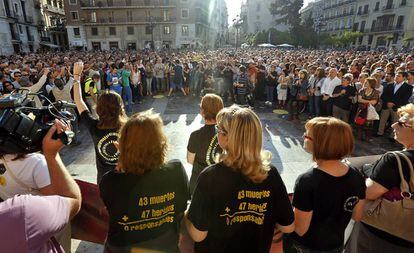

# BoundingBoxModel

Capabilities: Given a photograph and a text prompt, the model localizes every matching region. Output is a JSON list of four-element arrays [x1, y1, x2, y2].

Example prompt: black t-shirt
[[187, 162, 294, 253], [173, 65, 183, 83], [99, 160, 189, 252], [80, 110, 119, 182], [187, 124, 222, 195], [290, 167, 366, 250], [332, 85, 357, 110], [267, 71, 278, 87], [363, 151, 414, 248]]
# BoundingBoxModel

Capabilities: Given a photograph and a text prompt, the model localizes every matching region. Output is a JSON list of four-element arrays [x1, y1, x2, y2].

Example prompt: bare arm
[[293, 208, 313, 236], [187, 151, 195, 165], [42, 120, 82, 219], [72, 62, 88, 115], [366, 178, 388, 201], [184, 212, 208, 242]]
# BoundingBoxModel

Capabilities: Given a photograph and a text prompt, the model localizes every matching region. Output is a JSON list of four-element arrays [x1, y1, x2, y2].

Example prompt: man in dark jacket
[[377, 71, 413, 136]]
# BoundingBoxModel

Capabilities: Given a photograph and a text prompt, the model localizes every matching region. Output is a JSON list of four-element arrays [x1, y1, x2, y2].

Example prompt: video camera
[[0, 90, 76, 154]]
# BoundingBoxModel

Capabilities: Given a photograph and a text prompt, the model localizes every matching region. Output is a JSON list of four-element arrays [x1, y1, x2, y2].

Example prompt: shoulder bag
[[361, 151, 414, 243]]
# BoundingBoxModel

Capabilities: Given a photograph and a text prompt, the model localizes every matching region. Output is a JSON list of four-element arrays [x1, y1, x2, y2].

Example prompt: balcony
[[11, 32, 20, 41], [84, 16, 176, 24], [357, 10, 369, 16], [322, 10, 355, 21], [382, 4, 394, 11], [40, 36, 51, 42], [323, 0, 356, 10], [43, 4, 65, 15], [24, 15, 33, 23], [80, 0, 175, 9], [369, 25, 404, 33]]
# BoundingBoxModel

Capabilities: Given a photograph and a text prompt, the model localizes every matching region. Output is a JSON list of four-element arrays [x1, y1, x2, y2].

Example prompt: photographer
[[0, 120, 81, 252]]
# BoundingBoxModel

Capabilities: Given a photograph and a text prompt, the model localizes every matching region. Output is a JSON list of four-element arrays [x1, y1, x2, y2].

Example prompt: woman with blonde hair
[[73, 62, 127, 183], [100, 110, 189, 253], [284, 117, 366, 253], [185, 105, 294, 253], [346, 104, 414, 252]]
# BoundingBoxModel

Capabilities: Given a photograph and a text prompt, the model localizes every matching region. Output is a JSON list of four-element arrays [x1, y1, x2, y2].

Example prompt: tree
[[334, 31, 363, 48], [269, 0, 304, 29]]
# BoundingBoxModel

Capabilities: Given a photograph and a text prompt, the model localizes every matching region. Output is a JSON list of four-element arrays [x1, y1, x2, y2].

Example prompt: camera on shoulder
[[0, 90, 76, 154]]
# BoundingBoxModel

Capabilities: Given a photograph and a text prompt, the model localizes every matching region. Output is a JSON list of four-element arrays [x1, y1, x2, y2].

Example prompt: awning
[[39, 42, 60, 48]]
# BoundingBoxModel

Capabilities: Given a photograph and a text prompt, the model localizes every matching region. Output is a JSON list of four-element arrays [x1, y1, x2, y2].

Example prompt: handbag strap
[[1, 157, 33, 193], [394, 151, 414, 192], [392, 152, 411, 194]]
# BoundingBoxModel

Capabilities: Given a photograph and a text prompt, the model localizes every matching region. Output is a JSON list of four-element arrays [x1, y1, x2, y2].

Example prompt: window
[[145, 10, 151, 18], [108, 11, 114, 22], [109, 41, 118, 49], [91, 12, 96, 22], [69, 0, 76, 5], [126, 0, 131, 6], [181, 9, 189, 18], [401, 0, 406, 6], [363, 5, 368, 14], [14, 3, 18, 13], [360, 20, 365, 32], [144, 0, 150, 5], [127, 26, 134, 35], [256, 15, 260, 20], [127, 11, 132, 22], [256, 3, 260, 11], [396, 16, 404, 28], [393, 33, 398, 44], [340, 20, 344, 29], [145, 26, 152, 34], [73, 27, 80, 36], [109, 26, 116, 35], [163, 10, 169, 21], [368, 35, 373, 44], [374, 2, 379, 11], [71, 11, 79, 20], [91, 27, 98, 36], [196, 24, 202, 36], [18, 25, 22, 34], [107, 0, 113, 6], [358, 36, 363, 44], [181, 25, 189, 36], [164, 26, 170, 34], [162, 0, 169, 5], [347, 18, 352, 28]]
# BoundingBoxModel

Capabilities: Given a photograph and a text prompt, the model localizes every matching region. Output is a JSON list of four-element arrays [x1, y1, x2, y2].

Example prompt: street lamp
[[233, 17, 243, 48], [147, 16, 156, 50]]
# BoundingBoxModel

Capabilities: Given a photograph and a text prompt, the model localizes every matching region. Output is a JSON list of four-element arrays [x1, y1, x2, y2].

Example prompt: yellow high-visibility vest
[[84, 77, 97, 95]]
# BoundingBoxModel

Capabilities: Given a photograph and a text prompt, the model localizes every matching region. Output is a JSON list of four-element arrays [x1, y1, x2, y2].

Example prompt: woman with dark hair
[[73, 62, 127, 183], [100, 110, 189, 253]]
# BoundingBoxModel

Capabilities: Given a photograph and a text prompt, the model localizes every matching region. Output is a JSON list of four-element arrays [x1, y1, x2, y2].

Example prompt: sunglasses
[[215, 125, 227, 135], [303, 133, 313, 141], [397, 121, 412, 128]]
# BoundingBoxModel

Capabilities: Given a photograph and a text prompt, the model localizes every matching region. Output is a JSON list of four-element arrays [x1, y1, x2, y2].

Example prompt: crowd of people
[[0, 47, 413, 253]]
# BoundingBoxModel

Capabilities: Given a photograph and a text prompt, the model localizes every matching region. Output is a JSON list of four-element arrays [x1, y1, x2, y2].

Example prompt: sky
[[225, 0, 313, 25]]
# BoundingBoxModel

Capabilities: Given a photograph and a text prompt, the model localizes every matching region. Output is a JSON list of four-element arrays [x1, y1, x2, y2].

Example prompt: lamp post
[[148, 16, 156, 50], [233, 17, 242, 48]]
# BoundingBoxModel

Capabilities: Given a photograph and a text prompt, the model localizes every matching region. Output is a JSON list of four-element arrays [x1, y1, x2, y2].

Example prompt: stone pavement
[[61, 94, 400, 252]]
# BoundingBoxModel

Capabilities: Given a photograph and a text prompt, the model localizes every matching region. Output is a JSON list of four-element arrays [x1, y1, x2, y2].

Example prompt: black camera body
[[0, 92, 75, 154]]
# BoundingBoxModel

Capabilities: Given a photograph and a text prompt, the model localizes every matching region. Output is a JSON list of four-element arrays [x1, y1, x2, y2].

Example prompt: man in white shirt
[[320, 68, 341, 116]]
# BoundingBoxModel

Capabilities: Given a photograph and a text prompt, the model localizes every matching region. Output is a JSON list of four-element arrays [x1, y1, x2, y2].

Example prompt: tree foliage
[[270, 0, 304, 28]]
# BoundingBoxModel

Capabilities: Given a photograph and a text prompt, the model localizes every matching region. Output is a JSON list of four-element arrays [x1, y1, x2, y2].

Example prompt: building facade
[[38, 0, 69, 50], [245, 0, 288, 34], [353, 0, 413, 49], [319, 0, 356, 37], [0, 0, 42, 54], [303, 0, 414, 49], [64, 0, 227, 51]]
